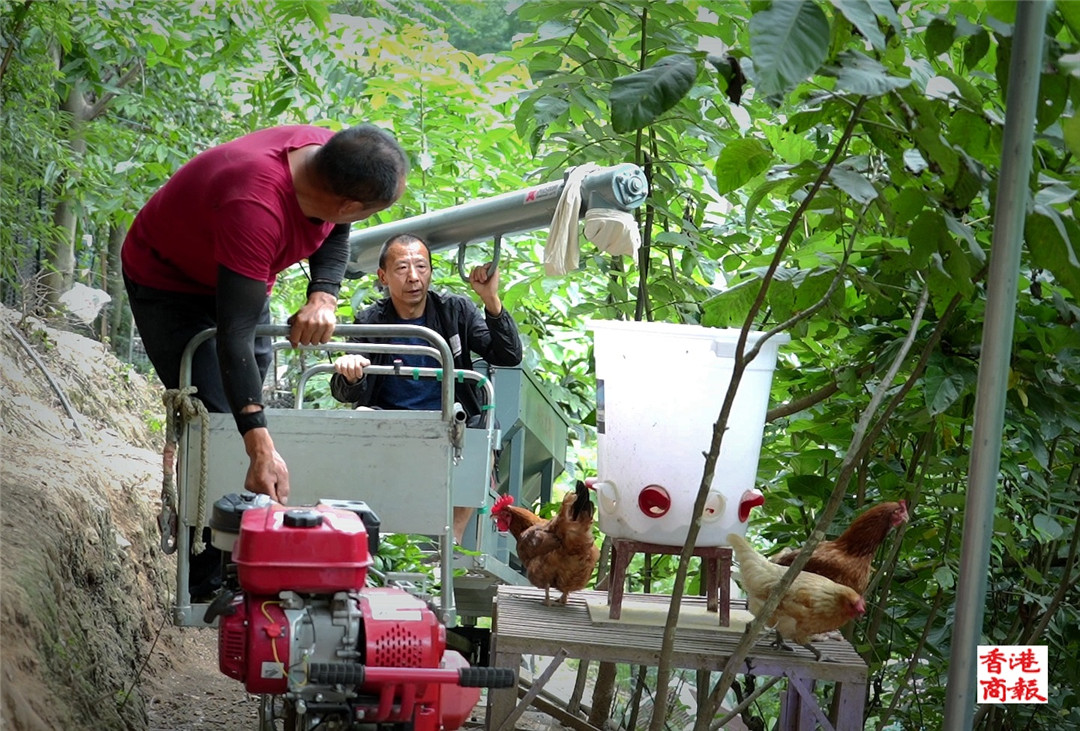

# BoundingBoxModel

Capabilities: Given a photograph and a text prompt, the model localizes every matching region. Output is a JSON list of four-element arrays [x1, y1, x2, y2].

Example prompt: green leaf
[[831, 0, 886, 48], [939, 493, 967, 510], [749, 0, 830, 96], [1033, 513, 1064, 541], [745, 176, 793, 226], [908, 210, 948, 268], [833, 50, 912, 97], [925, 18, 955, 57], [986, 1, 1017, 23], [1064, 115, 1080, 158], [787, 474, 834, 499], [1060, 1, 1080, 39], [763, 124, 816, 164], [947, 110, 991, 159], [1036, 74, 1068, 132], [534, 95, 570, 127], [829, 167, 878, 203], [610, 54, 697, 134], [912, 128, 959, 184], [702, 277, 760, 328], [713, 138, 773, 195], [892, 188, 926, 224], [302, 0, 330, 31], [963, 29, 990, 70], [933, 565, 954, 590], [924, 364, 969, 415], [527, 52, 564, 80], [1026, 211, 1080, 299]]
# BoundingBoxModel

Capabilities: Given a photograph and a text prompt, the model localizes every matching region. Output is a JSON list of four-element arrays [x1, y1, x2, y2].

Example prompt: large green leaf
[[609, 54, 697, 134], [702, 277, 760, 328], [908, 210, 949, 267], [1059, 1, 1080, 39], [1037, 74, 1068, 132], [1026, 210, 1080, 299], [925, 17, 955, 57], [749, 0, 830, 96], [833, 50, 911, 97], [829, 166, 878, 203], [924, 362, 974, 415], [1064, 115, 1080, 158], [713, 138, 773, 195], [831, 0, 885, 49]]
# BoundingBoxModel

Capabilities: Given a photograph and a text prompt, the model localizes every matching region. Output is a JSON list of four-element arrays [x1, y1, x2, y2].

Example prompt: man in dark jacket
[[329, 233, 522, 540]]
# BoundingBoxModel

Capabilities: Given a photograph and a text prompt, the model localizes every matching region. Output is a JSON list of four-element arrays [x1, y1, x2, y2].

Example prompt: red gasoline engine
[[207, 497, 514, 730]]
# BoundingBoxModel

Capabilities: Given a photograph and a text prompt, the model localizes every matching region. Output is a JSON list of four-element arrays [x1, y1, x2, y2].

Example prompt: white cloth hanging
[[544, 163, 600, 275], [584, 207, 640, 259]]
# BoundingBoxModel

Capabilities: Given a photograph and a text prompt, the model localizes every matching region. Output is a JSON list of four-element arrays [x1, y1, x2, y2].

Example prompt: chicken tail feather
[[570, 480, 593, 521]]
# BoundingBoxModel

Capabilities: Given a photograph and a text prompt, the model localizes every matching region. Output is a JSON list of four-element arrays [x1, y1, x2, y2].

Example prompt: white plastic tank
[[588, 320, 787, 547]]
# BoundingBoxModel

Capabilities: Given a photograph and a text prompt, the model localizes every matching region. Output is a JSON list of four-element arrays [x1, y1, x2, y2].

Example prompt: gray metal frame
[[172, 324, 468, 627]]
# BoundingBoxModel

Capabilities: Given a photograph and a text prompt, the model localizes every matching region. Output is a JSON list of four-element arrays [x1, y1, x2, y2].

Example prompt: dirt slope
[[0, 305, 255, 730]]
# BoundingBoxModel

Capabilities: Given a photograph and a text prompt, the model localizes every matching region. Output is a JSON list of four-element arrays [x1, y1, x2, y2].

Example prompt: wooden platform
[[487, 586, 868, 731]]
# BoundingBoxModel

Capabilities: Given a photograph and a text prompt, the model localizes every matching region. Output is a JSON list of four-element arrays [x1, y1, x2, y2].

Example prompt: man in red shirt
[[123, 124, 407, 509]]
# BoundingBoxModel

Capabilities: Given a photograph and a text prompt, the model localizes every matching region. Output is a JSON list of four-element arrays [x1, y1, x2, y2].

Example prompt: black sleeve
[[469, 304, 523, 366], [216, 265, 270, 428], [330, 370, 372, 404], [329, 311, 377, 407], [306, 223, 351, 298]]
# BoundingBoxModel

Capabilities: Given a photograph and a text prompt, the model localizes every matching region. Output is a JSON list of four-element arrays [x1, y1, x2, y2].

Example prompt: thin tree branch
[[765, 362, 875, 421], [85, 61, 143, 120], [876, 586, 947, 729], [0, 0, 34, 83], [651, 97, 869, 731]]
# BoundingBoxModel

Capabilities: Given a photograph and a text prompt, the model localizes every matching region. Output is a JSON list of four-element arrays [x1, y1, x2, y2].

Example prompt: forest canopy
[[2, 1, 1079, 728]]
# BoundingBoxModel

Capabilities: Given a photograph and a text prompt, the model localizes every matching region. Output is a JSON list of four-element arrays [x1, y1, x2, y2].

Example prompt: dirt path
[[143, 625, 259, 730]]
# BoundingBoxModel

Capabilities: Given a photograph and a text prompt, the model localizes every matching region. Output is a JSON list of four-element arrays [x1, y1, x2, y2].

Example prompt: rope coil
[[161, 387, 210, 555]]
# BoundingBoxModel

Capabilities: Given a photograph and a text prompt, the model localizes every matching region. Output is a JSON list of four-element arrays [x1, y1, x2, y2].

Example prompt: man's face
[[378, 241, 432, 310]]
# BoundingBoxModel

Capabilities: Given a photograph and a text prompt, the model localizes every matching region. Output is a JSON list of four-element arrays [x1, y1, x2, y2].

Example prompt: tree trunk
[[106, 223, 127, 343], [588, 661, 618, 728], [43, 79, 89, 307]]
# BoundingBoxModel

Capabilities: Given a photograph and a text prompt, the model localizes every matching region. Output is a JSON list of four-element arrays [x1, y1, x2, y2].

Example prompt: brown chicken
[[492, 481, 600, 606], [728, 533, 866, 661], [770, 500, 909, 594]]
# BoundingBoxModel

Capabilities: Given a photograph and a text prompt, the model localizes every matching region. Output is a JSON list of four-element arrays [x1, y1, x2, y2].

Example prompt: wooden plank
[[833, 680, 867, 731], [787, 674, 833, 731], [492, 586, 867, 684]]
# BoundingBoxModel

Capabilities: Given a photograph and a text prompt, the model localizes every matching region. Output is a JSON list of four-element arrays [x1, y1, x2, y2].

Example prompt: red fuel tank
[[232, 504, 372, 594]]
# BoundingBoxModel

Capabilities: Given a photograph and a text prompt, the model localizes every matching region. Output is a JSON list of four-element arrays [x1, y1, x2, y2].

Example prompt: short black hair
[[378, 233, 430, 270], [312, 124, 408, 206]]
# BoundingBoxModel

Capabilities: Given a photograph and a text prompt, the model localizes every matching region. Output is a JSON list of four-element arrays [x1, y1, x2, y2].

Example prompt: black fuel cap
[[283, 509, 324, 528]]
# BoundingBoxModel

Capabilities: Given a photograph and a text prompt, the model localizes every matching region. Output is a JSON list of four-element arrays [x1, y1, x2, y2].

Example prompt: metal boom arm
[[345, 163, 648, 278]]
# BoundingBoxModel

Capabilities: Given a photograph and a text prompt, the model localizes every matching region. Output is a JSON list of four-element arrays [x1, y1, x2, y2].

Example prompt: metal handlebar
[[457, 235, 501, 283], [179, 324, 458, 425], [294, 362, 496, 414]]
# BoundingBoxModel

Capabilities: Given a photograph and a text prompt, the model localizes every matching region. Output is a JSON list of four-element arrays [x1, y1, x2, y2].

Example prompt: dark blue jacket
[[329, 290, 522, 420]]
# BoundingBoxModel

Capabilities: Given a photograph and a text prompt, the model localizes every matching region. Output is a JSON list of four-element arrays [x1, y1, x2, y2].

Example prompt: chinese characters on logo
[[977, 645, 1048, 703]]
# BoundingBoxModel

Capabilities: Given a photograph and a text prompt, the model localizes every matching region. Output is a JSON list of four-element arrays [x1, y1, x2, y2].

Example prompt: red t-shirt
[[122, 125, 336, 295]]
